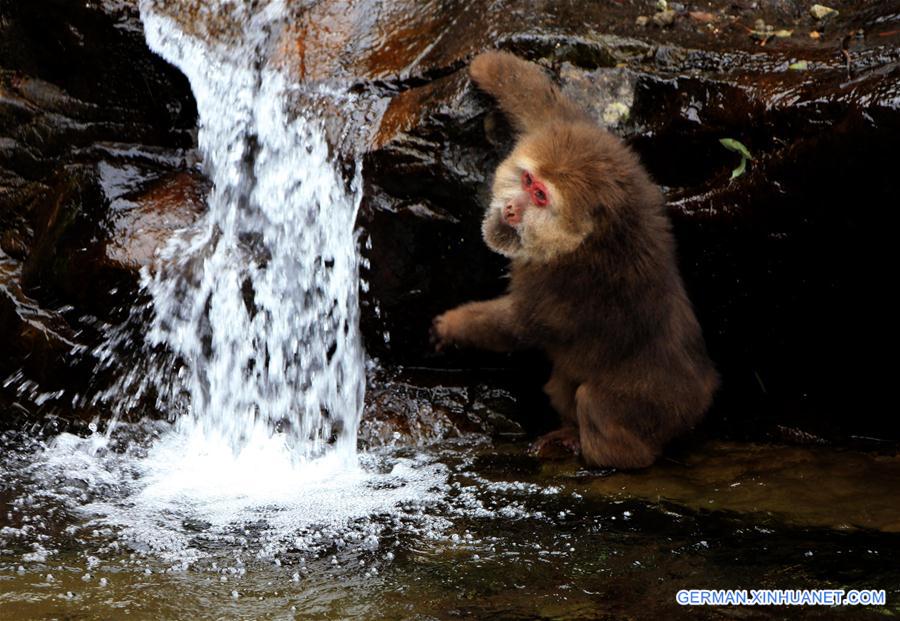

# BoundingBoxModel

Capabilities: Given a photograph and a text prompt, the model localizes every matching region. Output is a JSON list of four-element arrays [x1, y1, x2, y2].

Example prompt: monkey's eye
[[521, 171, 533, 188], [531, 179, 549, 207]]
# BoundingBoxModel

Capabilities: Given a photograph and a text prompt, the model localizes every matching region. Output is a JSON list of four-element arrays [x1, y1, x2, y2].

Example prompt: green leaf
[[788, 60, 809, 70], [720, 138, 753, 180], [719, 138, 753, 160]]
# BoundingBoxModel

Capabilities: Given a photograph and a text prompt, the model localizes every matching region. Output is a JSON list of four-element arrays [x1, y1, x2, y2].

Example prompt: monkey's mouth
[[483, 206, 524, 258], [489, 218, 523, 256], [495, 218, 521, 240]]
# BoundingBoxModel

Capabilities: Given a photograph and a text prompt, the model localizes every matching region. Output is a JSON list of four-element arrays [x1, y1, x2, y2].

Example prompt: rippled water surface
[[3, 423, 900, 620]]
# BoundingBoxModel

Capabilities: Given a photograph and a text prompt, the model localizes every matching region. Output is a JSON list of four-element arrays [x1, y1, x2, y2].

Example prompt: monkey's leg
[[574, 384, 659, 469], [529, 427, 581, 458], [543, 371, 577, 424], [529, 371, 581, 458], [432, 295, 520, 352]]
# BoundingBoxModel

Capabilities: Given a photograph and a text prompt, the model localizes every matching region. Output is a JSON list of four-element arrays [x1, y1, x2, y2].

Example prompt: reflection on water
[[2, 426, 900, 620], [562, 441, 900, 533]]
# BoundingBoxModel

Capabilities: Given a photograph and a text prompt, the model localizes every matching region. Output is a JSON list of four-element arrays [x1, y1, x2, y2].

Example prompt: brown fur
[[433, 51, 718, 469]]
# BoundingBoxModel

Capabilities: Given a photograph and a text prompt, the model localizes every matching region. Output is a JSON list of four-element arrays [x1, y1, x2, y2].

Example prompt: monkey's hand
[[469, 51, 536, 99], [430, 309, 464, 352], [469, 51, 582, 133], [469, 51, 508, 93], [430, 297, 522, 354]]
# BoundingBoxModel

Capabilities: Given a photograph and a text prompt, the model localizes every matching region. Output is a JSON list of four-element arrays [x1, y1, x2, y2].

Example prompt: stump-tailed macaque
[[432, 51, 719, 469]]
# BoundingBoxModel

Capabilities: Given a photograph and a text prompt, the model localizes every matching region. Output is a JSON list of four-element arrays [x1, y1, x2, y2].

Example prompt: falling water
[[99, 0, 366, 468]]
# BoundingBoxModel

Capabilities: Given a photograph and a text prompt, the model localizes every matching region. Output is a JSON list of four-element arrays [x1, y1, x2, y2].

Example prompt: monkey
[[431, 51, 719, 469]]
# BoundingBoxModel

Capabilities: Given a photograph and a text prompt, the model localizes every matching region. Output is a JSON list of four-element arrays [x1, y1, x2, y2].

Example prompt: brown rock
[[651, 9, 677, 28], [107, 171, 208, 270], [688, 11, 716, 24]]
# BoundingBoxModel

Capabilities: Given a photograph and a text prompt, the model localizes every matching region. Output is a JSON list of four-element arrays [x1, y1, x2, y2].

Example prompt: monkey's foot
[[529, 427, 581, 460]]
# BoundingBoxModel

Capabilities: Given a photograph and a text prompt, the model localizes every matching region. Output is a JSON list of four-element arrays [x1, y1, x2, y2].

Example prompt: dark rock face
[[357, 0, 900, 443], [0, 0, 200, 415]]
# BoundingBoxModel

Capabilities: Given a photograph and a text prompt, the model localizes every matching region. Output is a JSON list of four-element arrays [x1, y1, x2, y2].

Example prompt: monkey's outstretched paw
[[529, 427, 581, 460], [430, 313, 455, 352]]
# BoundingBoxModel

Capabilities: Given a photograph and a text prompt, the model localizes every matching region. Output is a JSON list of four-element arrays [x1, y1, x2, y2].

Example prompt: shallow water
[[2, 421, 900, 620]]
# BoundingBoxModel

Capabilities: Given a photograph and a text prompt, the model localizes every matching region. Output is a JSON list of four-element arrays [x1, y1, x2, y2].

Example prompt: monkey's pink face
[[502, 170, 549, 225], [482, 156, 591, 262]]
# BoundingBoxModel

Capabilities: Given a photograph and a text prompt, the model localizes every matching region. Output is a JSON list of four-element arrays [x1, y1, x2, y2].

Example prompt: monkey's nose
[[503, 204, 522, 225]]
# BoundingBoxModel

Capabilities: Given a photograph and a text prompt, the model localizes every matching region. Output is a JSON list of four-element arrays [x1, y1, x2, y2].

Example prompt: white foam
[[12, 425, 449, 565]]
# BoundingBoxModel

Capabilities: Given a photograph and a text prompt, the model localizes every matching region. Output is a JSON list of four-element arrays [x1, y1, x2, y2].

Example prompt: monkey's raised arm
[[469, 51, 585, 133]]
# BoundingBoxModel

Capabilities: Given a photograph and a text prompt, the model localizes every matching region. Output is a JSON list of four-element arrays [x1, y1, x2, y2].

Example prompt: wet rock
[[0, 259, 82, 404], [0, 230, 28, 259], [21, 162, 206, 313], [361, 368, 524, 449], [107, 170, 207, 270], [540, 440, 900, 532], [354, 0, 900, 444], [558, 64, 637, 131], [21, 165, 115, 309], [0, 0, 198, 415], [810, 4, 838, 21], [651, 9, 678, 28], [688, 11, 717, 24]]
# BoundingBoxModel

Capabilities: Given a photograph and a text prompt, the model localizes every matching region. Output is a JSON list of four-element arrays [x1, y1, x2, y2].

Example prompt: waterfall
[[0, 0, 456, 570], [99, 0, 365, 468]]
